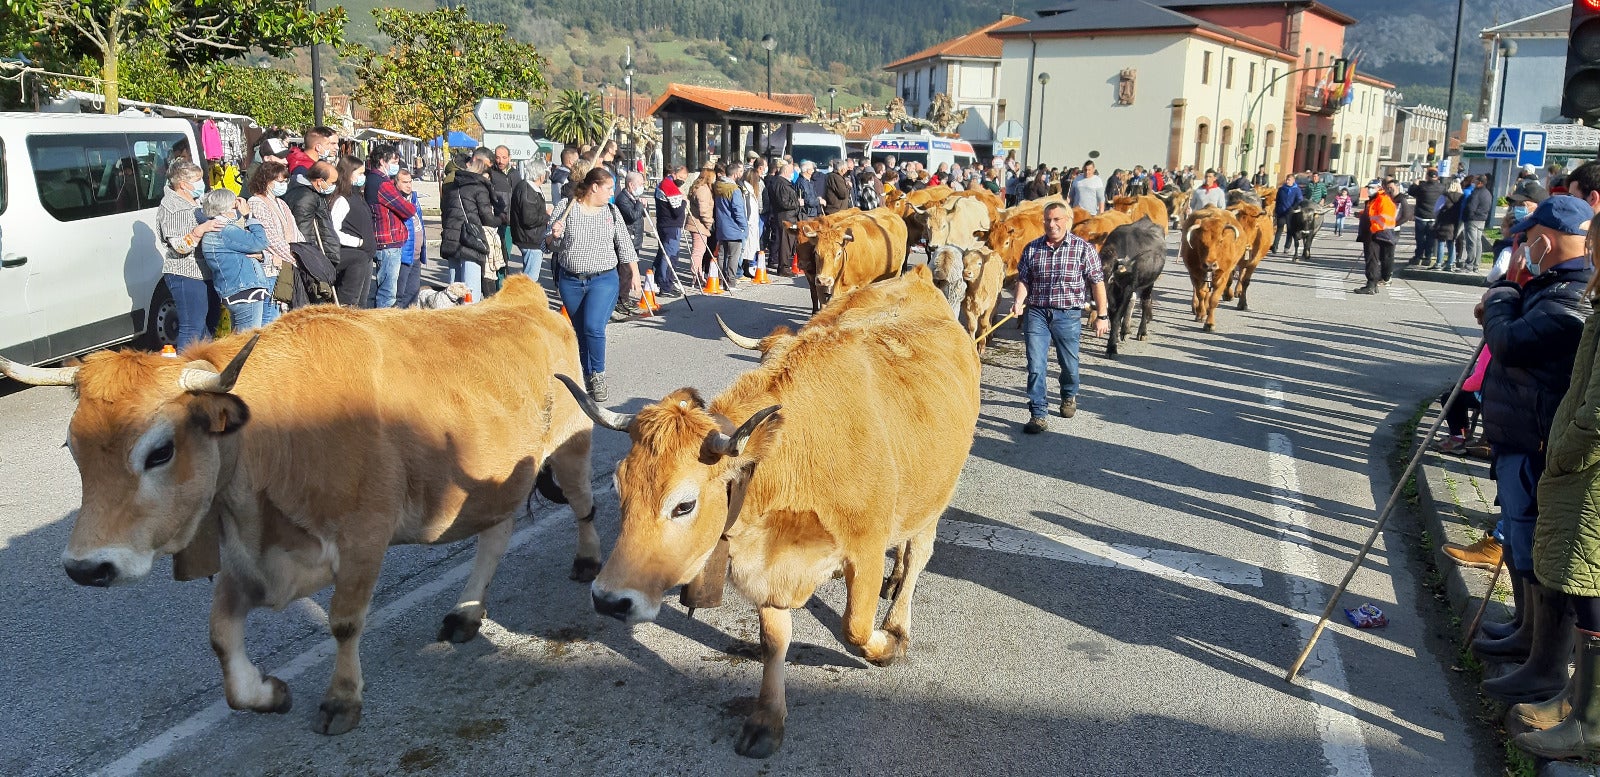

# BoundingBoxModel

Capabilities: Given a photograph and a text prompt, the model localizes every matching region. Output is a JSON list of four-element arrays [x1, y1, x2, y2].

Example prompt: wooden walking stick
[[1285, 338, 1484, 683], [1464, 558, 1507, 642], [975, 312, 1018, 345]]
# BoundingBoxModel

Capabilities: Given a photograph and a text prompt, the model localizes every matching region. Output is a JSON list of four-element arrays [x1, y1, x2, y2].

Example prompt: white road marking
[[937, 519, 1263, 587], [1263, 381, 1374, 777], [1316, 271, 1348, 300], [1387, 286, 1419, 301], [94, 517, 564, 777]]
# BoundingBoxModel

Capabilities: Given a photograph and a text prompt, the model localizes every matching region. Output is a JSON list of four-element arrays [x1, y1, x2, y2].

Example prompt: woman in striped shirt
[[549, 167, 642, 401]]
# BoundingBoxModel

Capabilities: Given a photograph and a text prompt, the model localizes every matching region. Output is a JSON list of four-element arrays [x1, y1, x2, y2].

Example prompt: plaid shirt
[[1017, 233, 1103, 309]]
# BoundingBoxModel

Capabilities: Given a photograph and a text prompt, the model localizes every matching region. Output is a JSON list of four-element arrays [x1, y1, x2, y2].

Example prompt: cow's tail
[[535, 462, 569, 504]]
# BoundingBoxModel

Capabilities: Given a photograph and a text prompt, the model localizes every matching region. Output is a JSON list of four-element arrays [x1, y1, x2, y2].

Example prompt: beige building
[[1330, 76, 1395, 183], [993, 1, 1294, 176], [882, 15, 1028, 151]]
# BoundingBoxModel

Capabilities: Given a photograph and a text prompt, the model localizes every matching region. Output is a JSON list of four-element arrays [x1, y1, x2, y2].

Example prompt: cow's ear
[[187, 394, 251, 436], [973, 229, 989, 240], [172, 514, 220, 581]]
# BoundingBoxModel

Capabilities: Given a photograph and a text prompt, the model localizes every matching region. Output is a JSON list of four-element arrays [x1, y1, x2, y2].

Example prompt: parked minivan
[[866, 132, 978, 172], [787, 129, 848, 169], [0, 113, 195, 366]]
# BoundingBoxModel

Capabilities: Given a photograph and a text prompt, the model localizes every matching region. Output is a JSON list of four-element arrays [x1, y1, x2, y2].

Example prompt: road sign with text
[[474, 99, 530, 134], [1518, 131, 1548, 169]]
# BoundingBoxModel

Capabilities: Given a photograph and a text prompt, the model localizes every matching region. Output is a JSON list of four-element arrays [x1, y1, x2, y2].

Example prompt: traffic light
[[1563, 0, 1600, 122], [1331, 57, 1349, 83], [1427, 140, 1438, 163]]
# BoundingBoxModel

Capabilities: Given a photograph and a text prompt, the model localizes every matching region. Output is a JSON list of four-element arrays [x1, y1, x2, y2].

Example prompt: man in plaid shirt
[[1010, 202, 1110, 434]]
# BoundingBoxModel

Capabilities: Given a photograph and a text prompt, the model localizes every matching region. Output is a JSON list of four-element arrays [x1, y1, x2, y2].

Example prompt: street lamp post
[[828, 86, 837, 118], [625, 55, 635, 164], [1034, 72, 1050, 166], [761, 34, 776, 98], [309, 0, 324, 126], [1492, 39, 1518, 229]]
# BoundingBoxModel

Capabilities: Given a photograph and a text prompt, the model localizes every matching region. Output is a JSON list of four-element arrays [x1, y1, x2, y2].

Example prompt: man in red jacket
[[365, 144, 418, 308]]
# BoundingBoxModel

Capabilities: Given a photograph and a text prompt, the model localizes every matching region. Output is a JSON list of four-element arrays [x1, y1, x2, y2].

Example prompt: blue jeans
[[226, 298, 265, 333], [1413, 218, 1436, 261], [1497, 451, 1543, 573], [655, 228, 683, 292], [165, 273, 211, 350], [372, 247, 403, 308], [449, 256, 483, 301], [397, 260, 423, 308], [1023, 306, 1082, 419], [1333, 215, 1347, 235], [1435, 237, 1457, 270], [520, 248, 545, 284], [556, 268, 620, 376]]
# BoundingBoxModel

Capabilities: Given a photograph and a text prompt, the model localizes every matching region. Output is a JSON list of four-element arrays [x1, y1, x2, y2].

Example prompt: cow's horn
[[0, 356, 78, 386], [179, 333, 260, 393], [1185, 224, 1201, 248], [554, 374, 635, 432], [716, 315, 763, 351], [708, 405, 781, 458], [1225, 224, 1241, 240]]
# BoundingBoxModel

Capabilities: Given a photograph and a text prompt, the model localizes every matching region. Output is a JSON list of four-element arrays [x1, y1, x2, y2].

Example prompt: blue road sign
[[1486, 126, 1521, 159], [1518, 131, 1548, 169]]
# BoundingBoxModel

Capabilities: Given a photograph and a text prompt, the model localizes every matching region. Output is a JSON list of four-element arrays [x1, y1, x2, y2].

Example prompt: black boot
[[1475, 573, 1542, 663], [1515, 633, 1600, 760], [1482, 573, 1527, 641], [1482, 586, 1575, 704]]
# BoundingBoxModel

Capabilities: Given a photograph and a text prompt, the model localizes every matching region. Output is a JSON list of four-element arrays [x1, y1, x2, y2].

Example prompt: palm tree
[[544, 89, 611, 146]]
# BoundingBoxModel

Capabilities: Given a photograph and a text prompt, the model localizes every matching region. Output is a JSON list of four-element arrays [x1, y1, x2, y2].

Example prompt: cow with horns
[[563, 266, 980, 759], [0, 276, 597, 735]]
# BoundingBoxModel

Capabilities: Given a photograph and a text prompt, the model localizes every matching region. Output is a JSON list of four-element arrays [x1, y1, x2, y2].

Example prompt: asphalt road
[[0, 223, 1496, 776]]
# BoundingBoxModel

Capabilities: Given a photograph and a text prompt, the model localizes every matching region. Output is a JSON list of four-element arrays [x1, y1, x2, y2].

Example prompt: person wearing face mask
[[156, 159, 224, 348], [197, 189, 271, 332], [394, 169, 428, 308], [365, 144, 417, 308], [245, 160, 298, 323], [651, 166, 688, 297], [1470, 195, 1595, 710], [282, 160, 342, 282], [439, 149, 503, 301], [509, 160, 551, 286], [329, 155, 376, 308], [1353, 182, 1397, 294], [611, 171, 649, 318], [288, 126, 339, 184]]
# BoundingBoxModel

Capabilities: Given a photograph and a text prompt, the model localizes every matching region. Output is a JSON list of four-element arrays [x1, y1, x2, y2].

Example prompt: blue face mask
[[188, 181, 205, 198], [353, 177, 366, 189], [790, 170, 799, 183], [1512, 205, 1530, 220], [386, 163, 400, 176], [271, 180, 289, 197]]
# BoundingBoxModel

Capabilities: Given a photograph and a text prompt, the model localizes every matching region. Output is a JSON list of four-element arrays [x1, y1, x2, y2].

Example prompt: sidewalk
[[1412, 407, 1600, 777]]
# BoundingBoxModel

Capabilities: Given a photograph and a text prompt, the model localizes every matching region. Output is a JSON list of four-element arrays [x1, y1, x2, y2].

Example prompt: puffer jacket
[[687, 180, 715, 236], [282, 182, 340, 265], [1463, 185, 1494, 223], [440, 170, 500, 263], [1434, 191, 1464, 240], [1480, 264, 1594, 454], [1409, 179, 1445, 219], [712, 180, 747, 242], [1537, 310, 1600, 595], [509, 179, 549, 250]]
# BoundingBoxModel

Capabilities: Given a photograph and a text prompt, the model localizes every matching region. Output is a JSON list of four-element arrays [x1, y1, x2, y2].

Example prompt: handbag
[[456, 191, 491, 255]]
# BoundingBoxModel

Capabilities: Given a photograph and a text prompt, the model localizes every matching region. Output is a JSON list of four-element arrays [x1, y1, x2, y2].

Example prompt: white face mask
[[271, 180, 289, 197], [1521, 234, 1553, 274]]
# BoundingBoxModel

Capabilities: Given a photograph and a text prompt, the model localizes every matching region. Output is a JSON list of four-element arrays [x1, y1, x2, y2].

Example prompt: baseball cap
[[1522, 163, 1538, 176], [1509, 194, 1594, 237]]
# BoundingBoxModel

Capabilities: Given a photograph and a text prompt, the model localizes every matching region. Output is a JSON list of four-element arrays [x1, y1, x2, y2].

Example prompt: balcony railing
[[1298, 86, 1340, 116]]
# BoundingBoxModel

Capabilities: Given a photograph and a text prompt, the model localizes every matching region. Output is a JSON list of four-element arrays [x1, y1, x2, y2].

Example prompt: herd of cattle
[[0, 180, 1321, 762], [784, 181, 1312, 356]]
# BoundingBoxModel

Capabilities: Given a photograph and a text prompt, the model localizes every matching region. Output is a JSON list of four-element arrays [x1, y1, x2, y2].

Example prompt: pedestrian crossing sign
[[1486, 127, 1520, 159]]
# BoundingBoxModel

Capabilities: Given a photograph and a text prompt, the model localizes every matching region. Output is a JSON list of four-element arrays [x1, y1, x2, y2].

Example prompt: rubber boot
[[1515, 633, 1600, 761], [1509, 640, 1582, 733], [1474, 574, 1541, 663], [1482, 586, 1575, 704], [1481, 573, 1527, 641]]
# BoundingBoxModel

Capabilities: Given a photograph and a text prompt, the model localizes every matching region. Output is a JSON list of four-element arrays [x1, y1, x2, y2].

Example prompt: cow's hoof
[[314, 698, 362, 736], [862, 627, 908, 666], [1203, 323, 1215, 333], [267, 676, 293, 714], [570, 556, 601, 582], [438, 604, 486, 643], [736, 720, 785, 759]]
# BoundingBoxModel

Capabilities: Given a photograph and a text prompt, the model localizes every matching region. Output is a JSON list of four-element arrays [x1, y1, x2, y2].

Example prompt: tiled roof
[[845, 117, 895, 142], [883, 15, 1028, 70], [1161, 0, 1356, 26], [994, 0, 1289, 55], [598, 85, 656, 120], [769, 93, 819, 115], [645, 83, 807, 119]]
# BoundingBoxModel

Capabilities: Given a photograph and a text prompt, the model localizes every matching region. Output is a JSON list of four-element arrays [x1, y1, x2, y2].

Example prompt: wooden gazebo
[[647, 84, 806, 170]]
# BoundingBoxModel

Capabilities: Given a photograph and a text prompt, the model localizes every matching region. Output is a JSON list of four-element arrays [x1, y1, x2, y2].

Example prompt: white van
[[787, 129, 848, 169], [0, 113, 195, 365], [867, 132, 978, 172]]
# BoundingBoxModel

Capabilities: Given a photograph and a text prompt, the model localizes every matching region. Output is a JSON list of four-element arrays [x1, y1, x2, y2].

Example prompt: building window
[[1221, 124, 1233, 147], [1264, 128, 1276, 157], [1270, 67, 1279, 95], [1202, 52, 1212, 85], [1226, 57, 1235, 89], [1248, 62, 1256, 92]]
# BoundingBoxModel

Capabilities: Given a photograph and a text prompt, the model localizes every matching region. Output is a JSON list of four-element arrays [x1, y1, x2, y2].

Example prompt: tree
[[348, 7, 548, 151], [543, 89, 612, 147], [2, 0, 343, 112], [115, 40, 313, 128]]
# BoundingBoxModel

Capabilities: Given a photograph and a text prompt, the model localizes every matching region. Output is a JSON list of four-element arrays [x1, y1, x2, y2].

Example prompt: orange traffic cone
[[160, 344, 178, 358], [789, 253, 801, 276], [464, 292, 473, 303], [559, 305, 571, 322], [703, 274, 722, 295], [753, 265, 770, 284], [641, 289, 659, 315]]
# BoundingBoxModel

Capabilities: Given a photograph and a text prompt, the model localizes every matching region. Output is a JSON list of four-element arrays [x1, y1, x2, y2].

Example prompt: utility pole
[[310, 0, 325, 127], [1442, 0, 1466, 162]]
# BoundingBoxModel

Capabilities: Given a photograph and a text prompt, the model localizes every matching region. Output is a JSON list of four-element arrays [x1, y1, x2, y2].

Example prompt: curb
[[1397, 266, 1490, 287]]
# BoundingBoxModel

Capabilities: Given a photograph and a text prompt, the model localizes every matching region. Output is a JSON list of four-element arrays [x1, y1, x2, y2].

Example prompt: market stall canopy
[[430, 131, 481, 149]]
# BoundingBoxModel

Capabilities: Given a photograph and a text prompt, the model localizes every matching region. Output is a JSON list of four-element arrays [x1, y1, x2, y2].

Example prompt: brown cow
[[887, 185, 954, 255], [919, 196, 994, 315], [1110, 194, 1171, 231], [563, 265, 979, 759], [1181, 207, 1246, 331], [806, 208, 907, 300], [788, 209, 861, 313], [1224, 202, 1273, 311], [979, 195, 1069, 282], [960, 246, 1008, 354], [0, 275, 598, 735], [1072, 210, 1135, 251]]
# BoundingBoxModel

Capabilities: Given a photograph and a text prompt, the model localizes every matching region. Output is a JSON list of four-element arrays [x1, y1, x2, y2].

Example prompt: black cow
[[1099, 216, 1166, 357], [1285, 202, 1324, 263]]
